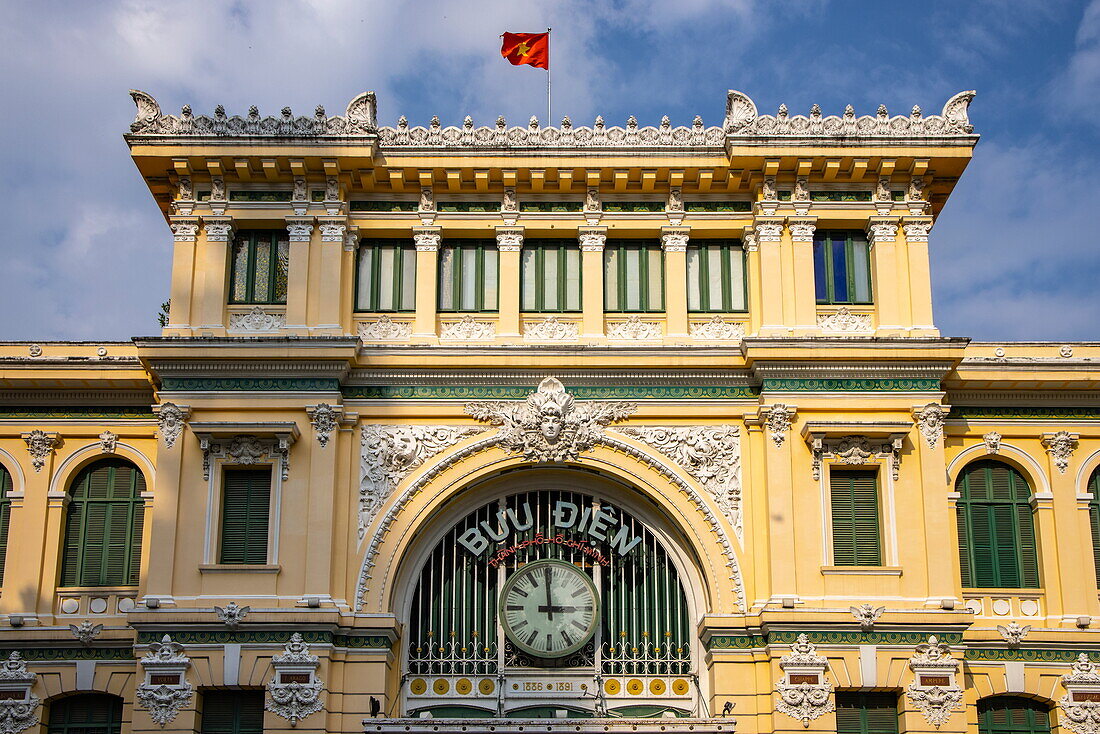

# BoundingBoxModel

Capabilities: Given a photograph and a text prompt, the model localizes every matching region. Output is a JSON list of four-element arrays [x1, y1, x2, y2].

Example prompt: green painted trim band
[[951, 406, 1100, 420], [708, 630, 964, 649], [136, 630, 392, 648], [0, 406, 154, 419], [160, 378, 341, 392], [0, 647, 133, 661], [343, 385, 758, 400], [763, 378, 941, 392], [964, 648, 1089, 662]]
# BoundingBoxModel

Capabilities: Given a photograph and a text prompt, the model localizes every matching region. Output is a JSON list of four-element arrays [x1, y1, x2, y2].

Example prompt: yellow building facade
[[0, 89, 1098, 734]]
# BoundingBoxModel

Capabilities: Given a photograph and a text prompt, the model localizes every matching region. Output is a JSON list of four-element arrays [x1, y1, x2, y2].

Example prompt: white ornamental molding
[[502, 188, 518, 213], [286, 220, 314, 242], [906, 636, 962, 728], [617, 425, 743, 540], [203, 221, 234, 242], [667, 187, 683, 212], [909, 177, 926, 201], [308, 404, 339, 449], [793, 178, 810, 202], [318, 222, 346, 242], [325, 176, 340, 202], [358, 316, 412, 342], [1060, 654, 1100, 734], [742, 229, 759, 252], [27, 344, 42, 358], [763, 404, 795, 449], [867, 220, 899, 243], [578, 230, 606, 252], [0, 652, 40, 734], [754, 220, 784, 242], [175, 176, 193, 201], [154, 403, 189, 450], [466, 377, 635, 464], [983, 431, 1002, 454], [817, 307, 873, 333], [201, 435, 291, 482], [98, 430, 118, 454], [914, 403, 947, 449], [292, 177, 307, 202], [606, 315, 662, 341], [850, 604, 885, 631], [439, 315, 496, 341], [807, 434, 903, 481], [761, 177, 778, 201], [660, 230, 689, 252], [214, 601, 250, 629], [344, 229, 360, 252], [136, 635, 193, 727], [996, 621, 1031, 647], [523, 316, 579, 341], [1042, 431, 1078, 474], [775, 634, 834, 727], [788, 218, 817, 242], [229, 306, 286, 332], [413, 230, 440, 251], [418, 187, 434, 212], [22, 430, 59, 473], [903, 220, 933, 243], [210, 177, 226, 201], [358, 425, 484, 542], [690, 316, 746, 342], [170, 222, 199, 242], [266, 634, 324, 727], [69, 620, 104, 646], [874, 177, 892, 203], [495, 228, 524, 252]]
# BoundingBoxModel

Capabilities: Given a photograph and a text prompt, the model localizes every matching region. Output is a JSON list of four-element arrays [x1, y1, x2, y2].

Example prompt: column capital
[[285, 216, 315, 242], [753, 216, 785, 243], [741, 225, 758, 252], [867, 216, 900, 244], [343, 225, 360, 252], [413, 226, 442, 252], [202, 216, 234, 243], [578, 226, 607, 252], [901, 216, 934, 243], [169, 217, 200, 242], [660, 226, 690, 252], [495, 226, 524, 252], [317, 216, 348, 242], [787, 216, 817, 242]]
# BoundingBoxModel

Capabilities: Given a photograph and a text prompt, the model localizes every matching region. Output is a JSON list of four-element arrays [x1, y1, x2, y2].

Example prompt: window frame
[[814, 230, 873, 305], [354, 238, 416, 312], [218, 467, 274, 566], [1089, 467, 1100, 588], [955, 460, 1040, 589], [60, 459, 146, 588], [521, 238, 583, 313], [603, 239, 665, 313], [229, 230, 290, 305], [835, 691, 899, 734], [828, 468, 883, 567], [0, 463, 10, 587], [200, 690, 266, 734], [686, 239, 747, 313], [977, 696, 1051, 734], [48, 694, 125, 734], [437, 239, 499, 313]]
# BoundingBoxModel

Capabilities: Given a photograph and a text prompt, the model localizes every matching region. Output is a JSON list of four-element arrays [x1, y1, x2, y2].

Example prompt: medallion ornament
[[850, 604, 885, 631], [309, 404, 338, 449], [983, 431, 1002, 454], [1060, 654, 1100, 734], [22, 430, 59, 473], [906, 636, 962, 728], [523, 316, 579, 341], [214, 602, 250, 629], [996, 621, 1030, 647], [440, 316, 496, 341], [1042, 431, 1078, 474], [764, 404, 794, 449], [155, 403, 187, 449], [466, 377, 635, 464], [690, 316, 745, 341], [358, 315, 411, 342], [817, 307, 872, 333], [266, 634, 324, 727], [98, 430, 118, 454], [0, 652, 39, 734], [915, 404, 946, 448], [229, 306, 286, 332], [606, 315, 661, 341], [136, 635, 193, 727], [69, 620, 104, 646], [775, 634, 834, 727]]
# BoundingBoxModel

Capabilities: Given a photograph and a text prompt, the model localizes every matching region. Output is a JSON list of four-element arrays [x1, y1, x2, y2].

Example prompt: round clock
[[499, 559, 599, 658]]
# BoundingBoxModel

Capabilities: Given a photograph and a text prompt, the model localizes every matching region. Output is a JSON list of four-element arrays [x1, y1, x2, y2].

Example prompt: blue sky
[[1, 0, 1097, 340]]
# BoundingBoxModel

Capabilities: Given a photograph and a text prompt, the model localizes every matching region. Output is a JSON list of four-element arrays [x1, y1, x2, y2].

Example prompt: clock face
[[499, 559, 599, 658]]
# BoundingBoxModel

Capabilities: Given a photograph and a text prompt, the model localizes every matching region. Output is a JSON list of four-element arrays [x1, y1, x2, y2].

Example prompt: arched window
[[1089, 467, 1100, 588], [48, 694, 124, 734], [60, 459, 145, 587], [0, 464, 11, 586], [978, 696, 1050, 734], [955, 460, 1039, 589]]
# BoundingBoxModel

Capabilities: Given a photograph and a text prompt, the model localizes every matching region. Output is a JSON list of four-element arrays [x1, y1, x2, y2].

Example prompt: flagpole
[[546, 27, 552, 124]]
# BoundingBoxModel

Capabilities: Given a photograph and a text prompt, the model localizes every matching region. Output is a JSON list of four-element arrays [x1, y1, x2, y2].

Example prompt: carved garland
[[906, 636, 962, 728], [266, 634, 324, 727], [0, 652, 40, 734], [1060, 654, 1100, 734], [775, 634, 834, 727], [135, 635, 193, 727]]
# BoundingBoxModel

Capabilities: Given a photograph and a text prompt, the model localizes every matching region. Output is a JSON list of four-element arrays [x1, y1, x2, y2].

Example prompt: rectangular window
[[229, 230, 290, 304], [220, 469, 271, 565], [830, 469, 882, 566], [438, 240, 498, 311], [835, 692, 899, 734], [356, 239, 416, 311], [200, 691, 265, 734], [814, 230, 872, 305], [686, 239, 747, 312], [604, 240, 664, 312], [521, 239, 582, 312]]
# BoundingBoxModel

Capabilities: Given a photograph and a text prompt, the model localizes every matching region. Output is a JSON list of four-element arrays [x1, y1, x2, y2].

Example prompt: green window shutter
[[220, 469, 272, 565], [48, 693, 124, 734], [830, 470, 881, 566], [61, 460, 145, 587], [957, 461, 1038, 589], [0, 466, 11, 586], [201, 691, 265, 734], [977, 696, 1051, 734], [835, 692, 898, 734], [1090, 470, 1100, 588]]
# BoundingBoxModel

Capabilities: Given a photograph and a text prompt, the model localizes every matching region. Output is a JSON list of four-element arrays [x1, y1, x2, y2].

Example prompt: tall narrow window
[[0, 465, 10, 587], [60, 459, 145, 587], [220, 469, 272, 565], [978, 697, 1051, 734], [604, 240, 663, 312], [48, 694, 124, 734], [356, 238, 416, 311], [230, 230, 290, 304], [956, 461, 1039, 588], [521, 239, 582, 312], [438, 240, 499, 311], [830, 469, 882, 566], [686, 239, 746, 312], [814, 230, 872, 305], [835, 692, 899, 734], [1089, 467, 1100, 588], [200, 691, 265, 734]]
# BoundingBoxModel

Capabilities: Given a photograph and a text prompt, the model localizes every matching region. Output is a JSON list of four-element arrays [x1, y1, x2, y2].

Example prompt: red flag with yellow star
[[501, 32, 549, 69]]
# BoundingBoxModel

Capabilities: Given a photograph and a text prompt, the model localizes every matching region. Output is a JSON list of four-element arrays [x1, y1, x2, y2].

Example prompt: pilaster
[[144, 404, 190, 607], [867, 216, 903, 335], [496, 227, 524, 339], [787, 216, 818, 334], [166, 217, 199, 335], [578, 227, 607, 340], [412, 227, 441, 343], [754, 216, 785, 336], [197, 217, 233, 335], [910, 403, 958, 606], [341, 226, 359, 336], [660, 226, 689, 341], [742, 226, 762, 336], [315, 217, 347, 334], [901, 216, 937, 334], [284, 216, 315, 335]]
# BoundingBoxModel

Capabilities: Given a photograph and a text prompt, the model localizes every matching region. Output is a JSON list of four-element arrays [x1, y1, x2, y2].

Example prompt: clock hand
[[543, 567, 553, 620]]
